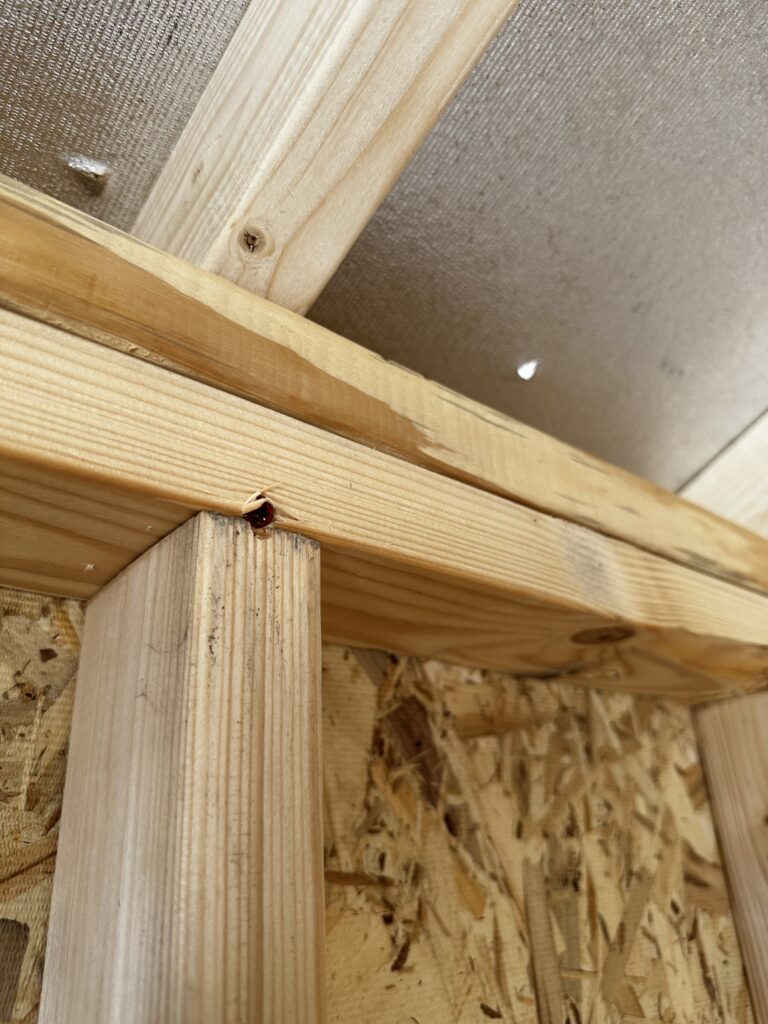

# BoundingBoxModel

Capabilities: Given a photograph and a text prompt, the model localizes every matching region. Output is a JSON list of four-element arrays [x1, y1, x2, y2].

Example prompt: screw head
[[244, 500, 275, 529], [238, 224, 272, 257]]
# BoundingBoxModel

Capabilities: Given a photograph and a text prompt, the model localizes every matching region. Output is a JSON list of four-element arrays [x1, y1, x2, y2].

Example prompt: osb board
[[323, 648, 754, 1023], [0, 587, 83, 1022], [0, 603, 753, 1023]]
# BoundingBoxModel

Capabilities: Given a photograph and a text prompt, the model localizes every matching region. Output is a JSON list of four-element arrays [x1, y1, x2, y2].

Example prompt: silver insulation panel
[[311, 0, 768, 489], [1, 0, 766, 487], [0, 0, 249, 228]]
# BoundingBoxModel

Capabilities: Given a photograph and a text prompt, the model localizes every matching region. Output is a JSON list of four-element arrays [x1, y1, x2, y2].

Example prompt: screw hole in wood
[[571, 625, 635, 645]]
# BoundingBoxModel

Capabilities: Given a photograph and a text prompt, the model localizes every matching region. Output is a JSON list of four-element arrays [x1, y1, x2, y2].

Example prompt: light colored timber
[[682, 409, 768, 538], [1, 179, 767, 596], [1, 634, 755, 1021], [132, 0, 517, 313], [686, 411, 768, 1017], [39, 514, 324, 1024], [320, 549, 768, 702], [696, 693, 768, 1022], [0, 459, 758, 701], [1, 310, 768, 701]]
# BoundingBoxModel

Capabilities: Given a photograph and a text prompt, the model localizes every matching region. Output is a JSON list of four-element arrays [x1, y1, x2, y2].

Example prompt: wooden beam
[[39, 514, 324, 1023], [319, 550, 767, 702], [0, 458, 758, 699], [131, 0, 517, 313], [1, 178, 766, 597], [682, 409, 768, 537], [1, 309, 767, 700], [685, 426, 768, 1016], [696, 694, 768, 1021]]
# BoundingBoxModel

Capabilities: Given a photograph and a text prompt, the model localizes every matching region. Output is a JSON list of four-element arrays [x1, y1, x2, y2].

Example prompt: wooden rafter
[[1, 0, 764, 1010], [682, 408, 768, 537], [132, 0, 518, 313]]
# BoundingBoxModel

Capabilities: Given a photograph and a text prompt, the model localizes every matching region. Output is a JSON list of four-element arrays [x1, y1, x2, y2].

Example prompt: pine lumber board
[[682, 409, 768, 538], [0, 458, 183, 598], [0, 458, 759, 700], [686, 413, 768, 1017], [39, 515, 325, 1024], [132, 0, 517, 313], [320, 549, 768, 702], [1, 177, 767, 596], [1, 309, 768, 701], [696, 694, 768, 1022]]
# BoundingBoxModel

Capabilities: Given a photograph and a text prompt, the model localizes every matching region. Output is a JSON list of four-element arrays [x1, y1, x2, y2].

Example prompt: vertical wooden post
[[39, 513, 325, 1023], [696, 692, 768, 1021]]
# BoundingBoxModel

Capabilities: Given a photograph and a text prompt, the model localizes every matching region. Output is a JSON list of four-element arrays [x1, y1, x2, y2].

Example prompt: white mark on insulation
[[516, 359, 540, 381]]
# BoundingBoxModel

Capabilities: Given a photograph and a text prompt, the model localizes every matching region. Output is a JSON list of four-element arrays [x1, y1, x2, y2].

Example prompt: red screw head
[[244, 499, 275, 529]]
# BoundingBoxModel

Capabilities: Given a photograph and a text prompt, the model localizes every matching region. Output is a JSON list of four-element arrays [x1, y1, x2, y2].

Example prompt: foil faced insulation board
[[2, 0, 767, 488], [0, 0, 249, 228], [311, 0, 768, 489]]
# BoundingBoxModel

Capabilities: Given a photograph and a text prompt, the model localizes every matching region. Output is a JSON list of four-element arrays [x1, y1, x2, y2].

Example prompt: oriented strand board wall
[[0, 588, 82, 1021], [323, 648, 754, 1023], [0, 587, 754, 1021]]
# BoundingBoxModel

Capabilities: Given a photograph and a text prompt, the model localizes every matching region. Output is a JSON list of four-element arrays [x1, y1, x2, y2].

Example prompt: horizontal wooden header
[[1, 176, 767, 597], [1, 307, 767, 701]]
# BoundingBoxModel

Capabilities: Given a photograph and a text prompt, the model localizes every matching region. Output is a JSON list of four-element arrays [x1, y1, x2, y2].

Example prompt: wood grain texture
[[0, 458, 184, 597], [3, 637, 757, 1022], [1, 310, 768, 701], [0, 459, 761, 701], [39, 514, 325, 1024], [1, 177, 767, 597], [682, 410, 768, 538], [696, 693, 768, 1023], [682, 403, 768, 1012], [132, 0, 517, 312], [322, 648, 755, 1023], [320, 549, 768, 703], [0, 587, 83, 1022]]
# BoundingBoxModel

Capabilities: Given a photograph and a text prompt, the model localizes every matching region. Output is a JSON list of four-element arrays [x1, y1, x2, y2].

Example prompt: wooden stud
[[38, 514, 324, 1023], [682, 389, 768, 1014], [2, 176, 766, 596], [696, 693, 768, 1022], [132, 0, 517, 313]]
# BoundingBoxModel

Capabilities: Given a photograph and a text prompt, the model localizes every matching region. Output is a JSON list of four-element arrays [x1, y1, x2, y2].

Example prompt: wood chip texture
[[0, 612, 755, 1022], [323, 647, 755, 1023], [0, 587, 83, 1022]]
